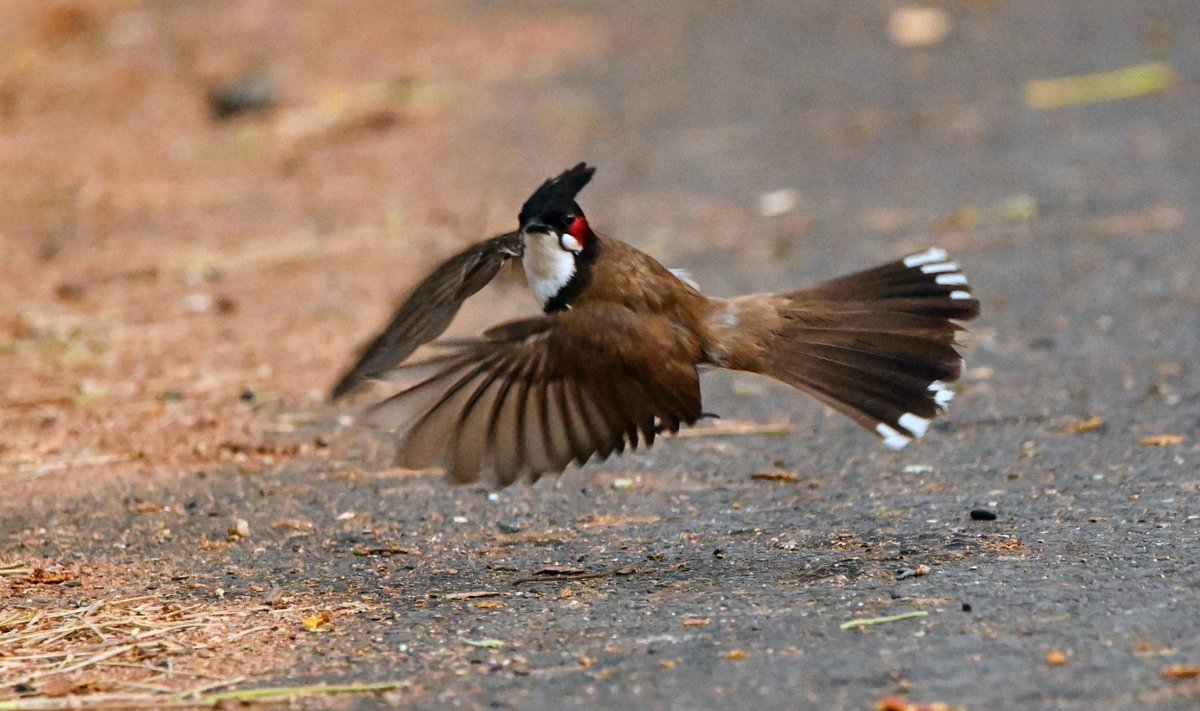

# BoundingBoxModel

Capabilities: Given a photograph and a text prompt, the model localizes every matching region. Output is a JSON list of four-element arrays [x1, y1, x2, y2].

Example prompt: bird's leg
[[655, 411, 720, 435]]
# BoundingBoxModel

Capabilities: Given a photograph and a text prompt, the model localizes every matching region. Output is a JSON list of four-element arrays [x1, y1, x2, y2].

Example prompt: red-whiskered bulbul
[[332, 164, 980, 487]]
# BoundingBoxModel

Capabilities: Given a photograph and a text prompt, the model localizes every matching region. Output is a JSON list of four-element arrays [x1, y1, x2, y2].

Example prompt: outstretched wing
[[330, 231, 524, 400], [364, 303, 704, 488]]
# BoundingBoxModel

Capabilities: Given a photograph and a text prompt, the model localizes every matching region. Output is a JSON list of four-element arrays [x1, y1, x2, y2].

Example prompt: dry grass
[[1, 592, 265, 699], [0, 571, 389, 709]]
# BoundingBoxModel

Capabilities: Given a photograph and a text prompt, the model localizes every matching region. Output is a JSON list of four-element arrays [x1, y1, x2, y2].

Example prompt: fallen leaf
[[750, 471, 799, 482], [1046, 649, 1067, 666], [1025, 62, 1176, 109], [723, 650, 749, 660], [1063, 417, 1104, 434], [29, 567, 71, 584], [877, 697, 952, 711], [301, 611, 334, 632], [443, 590, 505, 600], [533, 566, 586, 576], [682, 618, 712, 627], [1134, 642, 1173, 656], [353, 546, 419, 557], [271, 518, 314, 531], [1140, 434, 1185, 447], [461, 638, 505, 649], [934, 205, 978, 233], [1163, 665, 1200, 680]]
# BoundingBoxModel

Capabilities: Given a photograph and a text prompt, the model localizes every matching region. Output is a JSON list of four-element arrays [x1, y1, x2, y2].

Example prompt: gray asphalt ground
[[6, 1, 1200, 709]]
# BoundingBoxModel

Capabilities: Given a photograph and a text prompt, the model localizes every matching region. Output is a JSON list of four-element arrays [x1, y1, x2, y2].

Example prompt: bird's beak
[[521, 221, 552, 236]]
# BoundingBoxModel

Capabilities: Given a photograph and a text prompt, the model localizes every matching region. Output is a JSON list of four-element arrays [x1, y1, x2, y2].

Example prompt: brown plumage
[[333, 164, 980, 487]]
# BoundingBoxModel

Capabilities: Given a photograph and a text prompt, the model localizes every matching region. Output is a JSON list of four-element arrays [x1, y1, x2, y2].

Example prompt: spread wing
[[330, 231, 524, 400], [363, 303, 704, 487]]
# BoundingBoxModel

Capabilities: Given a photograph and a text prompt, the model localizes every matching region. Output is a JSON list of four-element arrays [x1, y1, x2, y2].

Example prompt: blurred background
[[2, 3, 1199, 707], [1, 0, 1197, 492]]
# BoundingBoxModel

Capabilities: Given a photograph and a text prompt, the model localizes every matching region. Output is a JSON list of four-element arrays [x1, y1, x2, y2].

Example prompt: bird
[[331, 163, 980, 488]]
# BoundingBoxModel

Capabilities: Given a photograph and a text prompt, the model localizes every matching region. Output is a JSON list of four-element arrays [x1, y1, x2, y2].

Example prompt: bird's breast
[[522, 233, 576, 309]]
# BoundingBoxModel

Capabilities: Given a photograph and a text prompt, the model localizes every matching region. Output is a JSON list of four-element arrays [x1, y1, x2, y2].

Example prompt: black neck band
[[544, 240, 599, 313]]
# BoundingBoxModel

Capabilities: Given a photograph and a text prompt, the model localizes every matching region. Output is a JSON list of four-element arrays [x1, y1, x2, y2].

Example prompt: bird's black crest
[[518, 163, 595, 226]]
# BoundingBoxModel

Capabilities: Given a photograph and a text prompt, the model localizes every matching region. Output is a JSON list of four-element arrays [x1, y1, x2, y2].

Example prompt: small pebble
[[970, 509, 998, 521], [757, 189, 799, 217], [208, 74, 277, 120], [895, 564, 930, 580], [888, 6, 952, 48], [998, 193, 1039, 221], [496, 522, 521, 534], [183, 292, 214, 313], [227, 518, 250, 541]]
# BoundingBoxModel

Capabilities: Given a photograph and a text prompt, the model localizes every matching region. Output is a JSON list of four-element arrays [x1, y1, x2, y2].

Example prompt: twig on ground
[[200, 681, 403, 705], [840, 610, 929, 631], [671, 420, 792, 438], [513, 564, 640, 585]]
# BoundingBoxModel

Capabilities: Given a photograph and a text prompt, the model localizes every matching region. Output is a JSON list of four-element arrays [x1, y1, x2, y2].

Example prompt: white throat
[[523, 231, 576, 308]]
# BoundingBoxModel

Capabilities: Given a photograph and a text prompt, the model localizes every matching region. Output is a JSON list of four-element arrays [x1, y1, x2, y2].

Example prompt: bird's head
[[518, 163, 596, 254]]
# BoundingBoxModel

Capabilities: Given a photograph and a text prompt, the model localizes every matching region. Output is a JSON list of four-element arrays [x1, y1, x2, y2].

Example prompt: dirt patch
[[0, 2, 608, 706], [0, 0, 607, 503]]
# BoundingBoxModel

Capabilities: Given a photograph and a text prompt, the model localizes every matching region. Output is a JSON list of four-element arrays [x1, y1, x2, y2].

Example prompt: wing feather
[[540, 379, 575, 472], [362, 303, 704, 487], [556, 378, 595, 465], [398, 357, 499, 470], [364, 355, 478, 431], [449, 360, 509, 480], [330, 230, 523, 400], [487, 353, 533, 486]]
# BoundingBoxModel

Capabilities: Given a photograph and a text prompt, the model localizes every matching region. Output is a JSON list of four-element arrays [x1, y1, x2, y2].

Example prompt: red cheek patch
[[568, 216, 591, 245]]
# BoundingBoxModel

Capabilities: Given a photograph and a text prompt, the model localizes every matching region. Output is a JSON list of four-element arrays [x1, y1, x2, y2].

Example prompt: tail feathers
[[764, 247, 980, 449], [789, 246, 978, 322]]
